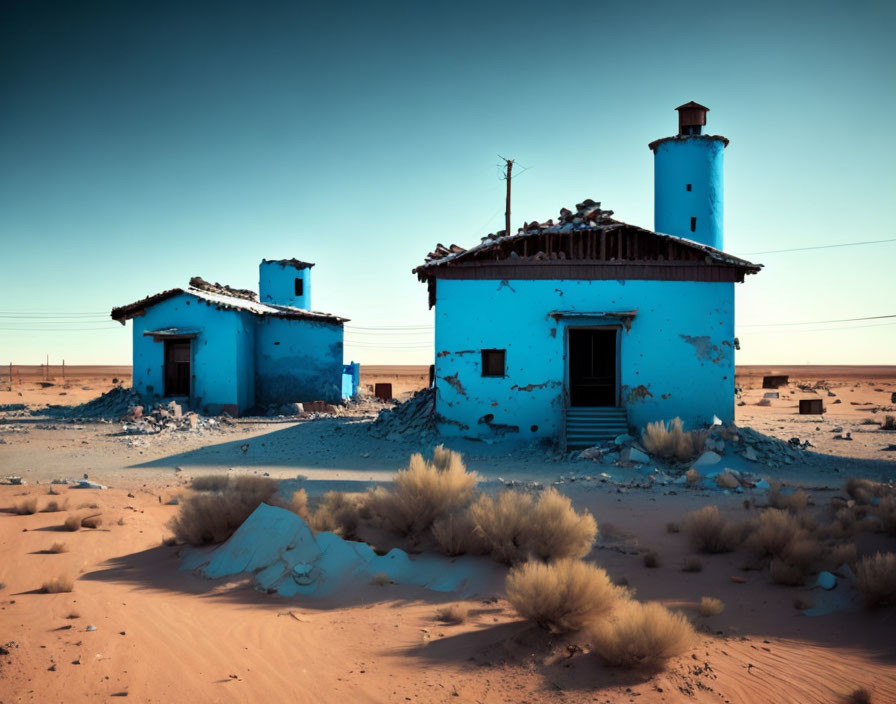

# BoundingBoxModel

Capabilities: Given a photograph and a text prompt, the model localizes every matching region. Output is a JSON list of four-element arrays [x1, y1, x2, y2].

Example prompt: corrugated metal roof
[[111, 285, 347, 325]]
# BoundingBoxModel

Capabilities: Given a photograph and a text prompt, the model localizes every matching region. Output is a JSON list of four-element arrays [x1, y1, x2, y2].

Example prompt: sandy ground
[[1, 366, 895, 702]]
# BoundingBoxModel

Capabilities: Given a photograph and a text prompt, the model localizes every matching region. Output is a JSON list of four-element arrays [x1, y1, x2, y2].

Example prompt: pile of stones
[[368, 388, 436, 442], [121, 401, 218, 435], [43, 386, 142, 421]]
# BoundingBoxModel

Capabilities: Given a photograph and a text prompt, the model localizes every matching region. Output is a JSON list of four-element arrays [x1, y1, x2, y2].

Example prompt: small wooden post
[[62, 359, 65, 380]]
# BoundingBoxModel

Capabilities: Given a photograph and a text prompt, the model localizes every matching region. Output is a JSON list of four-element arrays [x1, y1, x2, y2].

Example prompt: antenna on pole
[[498, 155, 514, 235]]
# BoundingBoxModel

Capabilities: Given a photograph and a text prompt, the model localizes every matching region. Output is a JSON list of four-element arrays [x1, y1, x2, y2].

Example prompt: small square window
[[481, 349, 506, 377], [686, 183, 692, 192], [294, 278, 304, 296]]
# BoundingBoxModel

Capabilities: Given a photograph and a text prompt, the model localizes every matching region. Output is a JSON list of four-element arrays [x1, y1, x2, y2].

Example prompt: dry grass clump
[[745, 509, 802, 558], [846, 687, 873, 704], [643, 550, 661, 568], [506, 559, 624, 632], [589, 601, 694, 667], [641, 418, 707, 462], [856, 552, 896, 607], [685, 468, 701, 487], [41, 576, 74, 593], [170, 476, 282, 545], [682, 506, 744, 553], [432, 512, 488, 556], [469, 491, 534, 564], [81, 515, 103, 529], [366, 447, 478, 536], [682, 556, 703, 573], [882, 415, 896, 431], [698, 596, 724, 616], [288, 489, 310, 521], [714, 471, 740, 490], [14, 497, 38, 515], [434, 603, 467, 624], [845, 478, 893, 505], [769, 558, 806, 586], [41, 499, 68, 513], [768, 482, 810, 512], [63, 514, 83, 531], [189, 475, 231, 492], [370, 572, 390, 586], [47, 541, 68, 554], [308, 491, 363, 538]]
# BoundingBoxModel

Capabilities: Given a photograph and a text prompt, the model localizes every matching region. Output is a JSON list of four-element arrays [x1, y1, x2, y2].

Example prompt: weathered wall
[[259, 261, 311, 309], [254, 317, 343, 404], [130, 293, 255, 414], [654, 136, 725, 249], [433, 278, 735, 440]]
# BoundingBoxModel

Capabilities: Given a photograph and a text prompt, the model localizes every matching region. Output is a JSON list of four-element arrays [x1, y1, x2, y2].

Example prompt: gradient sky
[[2, 0, 894, 366]]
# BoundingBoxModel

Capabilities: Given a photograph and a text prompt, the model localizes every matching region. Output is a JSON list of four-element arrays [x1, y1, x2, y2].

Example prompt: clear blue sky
[[2, 0, 894, 365]]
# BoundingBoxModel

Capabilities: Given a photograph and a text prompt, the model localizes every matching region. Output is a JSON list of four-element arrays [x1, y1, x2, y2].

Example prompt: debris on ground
[[368, 388, 436, 443], [42, 386, 142, 420]]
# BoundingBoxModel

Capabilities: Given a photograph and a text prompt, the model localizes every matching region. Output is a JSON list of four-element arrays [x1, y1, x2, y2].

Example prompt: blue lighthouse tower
[[649, 102, 728, 249]]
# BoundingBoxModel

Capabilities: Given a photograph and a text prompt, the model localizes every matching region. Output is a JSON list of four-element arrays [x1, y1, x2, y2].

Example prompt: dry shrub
[[845, 478, 892, 505], [878, 496, 896, 535], [371, 572, 390, 586], [641, 418, 707, 462], [846, 687, 873, 704], [682, 506, 743, 553], [643, 550, 660, 568], [698, 596, 724, 616], [289, 489, 310, 521], [769, 558, 805, 586], [47, 541, 68, 554], [41, 576, 74, 593], [768, 482, 810, 512], [435, 604, 467, 624], [856, 552, 896, 607], [469, 491, 534, 564], [524, 488, 597, 562], [506, 559, 624, 632], [309, 491, 363, 538], [589, 601, 694, 667], [682, 556, 703, 573], [81, 515, 103, 529], [780, 536, 823, 573], [827, 543, 857, 569], [366, 448, 478, 536], [189, 475, 231, 492], [63, 515, 83, 531], [432, 512, 488, 556], [882, 415, 896, 431], [66, 611, 80, 619], [685, 468, 701, 487], [14, 497, 38, 515], [746, 509, 802, 558], [714, 471, 740, 490], [170, 476, 282, 545], [41, 499, 67, 513]]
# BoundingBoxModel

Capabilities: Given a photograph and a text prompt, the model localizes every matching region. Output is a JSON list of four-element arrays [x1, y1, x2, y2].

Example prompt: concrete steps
[[565, 407, 629, 449]]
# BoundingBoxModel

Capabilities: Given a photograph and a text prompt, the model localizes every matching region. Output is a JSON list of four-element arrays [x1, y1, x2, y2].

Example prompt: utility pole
[[499, 156, 514, 236]]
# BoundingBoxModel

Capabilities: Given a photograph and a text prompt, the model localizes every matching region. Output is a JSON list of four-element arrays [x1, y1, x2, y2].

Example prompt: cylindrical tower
[[649, 102, 728, 250], [259, 259, 313, 309]]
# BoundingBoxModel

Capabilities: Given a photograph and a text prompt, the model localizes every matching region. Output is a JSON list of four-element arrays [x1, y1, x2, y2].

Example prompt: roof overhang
[[143, 327, 200, 341], [548, 309, 637, 331]]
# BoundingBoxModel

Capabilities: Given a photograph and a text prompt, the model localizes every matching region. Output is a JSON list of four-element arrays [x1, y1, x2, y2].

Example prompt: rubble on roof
[[263, 258, 315, 270], [189, 276, 258, 301]]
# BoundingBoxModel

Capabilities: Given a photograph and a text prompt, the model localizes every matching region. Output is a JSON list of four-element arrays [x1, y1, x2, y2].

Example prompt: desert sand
[[1, 366, 895, 703]]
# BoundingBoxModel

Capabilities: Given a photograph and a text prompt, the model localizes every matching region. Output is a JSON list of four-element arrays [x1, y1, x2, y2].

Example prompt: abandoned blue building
[[414, 103, 762, 448], [111, 259, 349, 416]]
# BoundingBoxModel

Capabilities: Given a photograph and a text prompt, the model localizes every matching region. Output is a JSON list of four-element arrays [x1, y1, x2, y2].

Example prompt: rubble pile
[[121, 401, 220, 435], [43, 386, 142, 420], [368, 388, 436, 442]]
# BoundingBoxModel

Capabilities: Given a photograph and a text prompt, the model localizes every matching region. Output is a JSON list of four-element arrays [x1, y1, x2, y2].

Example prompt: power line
[[741, 321, 896, 335], [739, 313, 896, 328], [737, 237, 896, 255]]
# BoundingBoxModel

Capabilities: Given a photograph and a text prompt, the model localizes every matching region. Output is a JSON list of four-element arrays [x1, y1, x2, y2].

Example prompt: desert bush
[[685, 468, 701, 487], [698, 596, 724, 616], [846, 687, 873, 704], [780, 536, 823, 573], [41, 499, 67, 513], [714, 471, 740, 490], [366, 448, 478, 536], [190, 475, 231, 492], [878, 496, 896, 535], [845, 478, 892, 505], [63, 515, 82, 531], [309, 491, 363, 538], [81, 515, 103, 529], [827, 543, 857, 569], [469, 491, 534, 564], [856, 552, 896, 607], [432, 512, 488, 556], [768, 482, 810, 512], [882, 415, 896, 431], [41, 576, 74, 593], [14, 497, 38, 515], [769, 558, 805, 586], [641, 418, 707, 462], [506, 559, 624, 633], [289, 489, 310, 521], [589, 601, 694, 667], [435, 603, 467, 624], [47, 541, 68, 554], [371, 572, 390, 586], [524, 488, 597, 562], [745, 509, 802, 558], [682, 556, 703, 573], [643, 550, 660, 568], [682, 506, 744, 553], [47, 486, 61, 496]]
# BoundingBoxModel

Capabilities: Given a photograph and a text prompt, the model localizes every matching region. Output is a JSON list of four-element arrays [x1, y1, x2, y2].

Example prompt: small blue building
[[414, 103, 761, 448], [112, 259, 348, 416]]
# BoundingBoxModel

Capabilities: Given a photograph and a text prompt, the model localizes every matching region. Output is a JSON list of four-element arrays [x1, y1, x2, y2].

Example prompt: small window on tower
[[481, 349, 506, 378], [294, 278, 303, 296], [686, 183, 692, 192], [690, 217, 697, 232]]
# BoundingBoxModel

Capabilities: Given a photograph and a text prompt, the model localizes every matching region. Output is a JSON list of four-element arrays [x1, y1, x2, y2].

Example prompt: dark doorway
[[568, 328, 617, 407], [164, 340, 191, 396]]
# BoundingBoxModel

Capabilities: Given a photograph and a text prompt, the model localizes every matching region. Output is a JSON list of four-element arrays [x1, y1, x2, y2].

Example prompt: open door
[[164, 339, 191, 397], [568, 328, 617, 407]]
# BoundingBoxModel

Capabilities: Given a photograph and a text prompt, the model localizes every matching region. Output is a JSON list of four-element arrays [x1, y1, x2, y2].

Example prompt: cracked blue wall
[[433, 278, 735, 439]]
